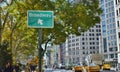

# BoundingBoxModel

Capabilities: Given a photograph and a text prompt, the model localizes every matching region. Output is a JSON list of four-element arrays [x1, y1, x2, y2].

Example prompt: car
[[72, 63, 85, 72], [85, 63, 100, 72], [102, 63, 111, 70]]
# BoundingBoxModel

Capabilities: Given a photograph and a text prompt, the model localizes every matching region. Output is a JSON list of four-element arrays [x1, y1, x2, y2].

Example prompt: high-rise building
[[115, 0, 120, 63], [64, 23, 101, 65], [62, 0, 120, 66], [99, 0, 118, 65]]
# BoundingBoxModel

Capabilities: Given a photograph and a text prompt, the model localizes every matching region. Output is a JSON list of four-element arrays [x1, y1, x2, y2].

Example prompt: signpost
[[27, 10, 54, 28], [27, 10, 54, 72]]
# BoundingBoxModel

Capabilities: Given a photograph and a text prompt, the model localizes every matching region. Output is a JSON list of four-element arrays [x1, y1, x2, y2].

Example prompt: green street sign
[[27, 10, 54, 28]]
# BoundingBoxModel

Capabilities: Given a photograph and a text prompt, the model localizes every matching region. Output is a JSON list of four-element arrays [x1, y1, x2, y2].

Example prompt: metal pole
[[38, 28, 43, 72], [0, 7, 2, 44]]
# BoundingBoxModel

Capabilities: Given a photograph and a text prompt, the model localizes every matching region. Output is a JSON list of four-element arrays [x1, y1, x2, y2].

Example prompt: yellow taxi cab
[[85, 63, 100, 72], [72, 63, 84, 72], [102, 63, 111, 70]]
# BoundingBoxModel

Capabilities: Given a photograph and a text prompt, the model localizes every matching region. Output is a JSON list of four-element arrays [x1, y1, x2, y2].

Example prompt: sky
[[0, 0, 11, 7]]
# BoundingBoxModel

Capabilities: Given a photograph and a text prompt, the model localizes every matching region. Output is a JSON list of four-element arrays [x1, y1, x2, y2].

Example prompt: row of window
[[108, 41, 117, 46], [82, 51, 99, 55], [82, 37, 99, 40], [106, 12, 115, 18], [105, 1, 114, 7], [106, 18, 115, 24], [83, 46, 99, 50], [68, 51, 99, 55], [82, 33, 101, 36], [82, 42, 99, 45], [108, 35, 116, 40], [68, 37, 100, 43], [107, 29, 116, 35], [107, 23, 116, 29], [109, 47, 118, 52], [68, 42, 99, 47], [104, 53, 118, 59], [68, 46, 99, 51]]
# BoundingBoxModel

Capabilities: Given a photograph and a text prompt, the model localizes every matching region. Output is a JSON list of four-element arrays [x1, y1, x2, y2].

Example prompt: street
[[44, 69, 119, 72], [101, 70, 116, 72], [44, 69, 73, 72]]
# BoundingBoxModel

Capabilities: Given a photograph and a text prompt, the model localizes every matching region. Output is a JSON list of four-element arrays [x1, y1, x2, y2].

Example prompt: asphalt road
[[44, 68, 120, 72], [101, 70, 118, 72]]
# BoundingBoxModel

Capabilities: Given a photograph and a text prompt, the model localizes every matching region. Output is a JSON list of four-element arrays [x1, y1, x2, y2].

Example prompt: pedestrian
[[3, 61, 13, 72], [14, 63, 21, 72], [25, 63, 31, 72], [0, 67, 2, 72]]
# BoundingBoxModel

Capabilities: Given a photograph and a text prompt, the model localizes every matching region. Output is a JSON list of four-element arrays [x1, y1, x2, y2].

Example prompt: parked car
[[72, 63, 85, 72], [85, 63, 100, 72], [102, 63, 111, 70]]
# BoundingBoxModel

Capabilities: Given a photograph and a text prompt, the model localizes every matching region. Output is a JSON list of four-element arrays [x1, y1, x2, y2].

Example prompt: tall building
[[64, 23, 101, 65], [62, 0, 120, 66], [99, 0, 118, 65], [115, 0, 120, 63]]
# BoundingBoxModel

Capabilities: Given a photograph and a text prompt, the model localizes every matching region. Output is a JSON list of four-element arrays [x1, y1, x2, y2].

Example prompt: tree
[[0, 0, 14, 67], [0, 0, 38, 65], [8, 0, 102, 51], [0, 40, 12, 67], [1, 0, 102, 71]]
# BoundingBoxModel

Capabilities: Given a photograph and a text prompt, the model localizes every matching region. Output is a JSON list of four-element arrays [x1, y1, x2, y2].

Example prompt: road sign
[[27, 10, 54, 28]]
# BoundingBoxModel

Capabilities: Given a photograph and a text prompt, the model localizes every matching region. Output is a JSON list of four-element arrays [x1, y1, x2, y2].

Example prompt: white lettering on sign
[[29, 13, 51, 18]]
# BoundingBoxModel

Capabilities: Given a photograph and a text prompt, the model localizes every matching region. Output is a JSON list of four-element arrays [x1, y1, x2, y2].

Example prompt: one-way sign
[[27, 10, 54, 28]]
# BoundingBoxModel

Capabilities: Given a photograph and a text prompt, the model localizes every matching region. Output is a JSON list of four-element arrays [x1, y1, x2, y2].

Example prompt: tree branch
[[2, 12, 9, 30]]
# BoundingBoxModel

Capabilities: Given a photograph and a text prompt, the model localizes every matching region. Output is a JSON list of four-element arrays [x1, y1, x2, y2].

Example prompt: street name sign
[[27, 10, 54, 28]]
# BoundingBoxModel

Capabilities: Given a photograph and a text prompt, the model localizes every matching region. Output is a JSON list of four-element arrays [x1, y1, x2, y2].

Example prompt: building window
[[115, 54, 118, 58], [110, 54, 114, 58], [89, 38, 91, 40], [118, 21, 120, 27], [82, 42, 85, 45], [104, 54, 108, 59], [76, 43, 79, 46], [89, 34, 91, 36], [109, 48, 113, 52], [118, 32, 120, 38], [82, 38, 84, 40], [90, 47, 92, 49], [72, 39, 75, 42], [72, 44, 75, 46], [96, 38, 99, 40], [93, 51, 95, 54], [116, 10, 118, 16], [76, 38, 79, 41], [82, 47, 85, 49], [83, 52, 85, 54], [116, 0, 117, 5]]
